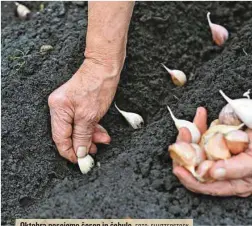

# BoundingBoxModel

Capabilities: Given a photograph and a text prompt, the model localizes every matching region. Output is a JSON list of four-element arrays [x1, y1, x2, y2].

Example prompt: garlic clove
[[78, 155, 95, 174], [224, 130, 249, 155], [207, 12, 228, 46], [196, 160, 215, 182], [219, 90, 252, 129], [204, 133, 231, 160], [115, 103, 144, 129], [15, 2, 31, 20], [245, 128, 252, 150], [161, 63, 187, 86], [167, 106, 201, 143], [218, 103, 242, 126], [210, 119, 220, 127], [199, 123, 244, 148], [191, 143, 207, 166]]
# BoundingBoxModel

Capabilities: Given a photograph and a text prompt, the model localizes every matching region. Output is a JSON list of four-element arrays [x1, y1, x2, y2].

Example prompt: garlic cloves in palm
[[169, 142, 198, 178], [161, 63, 187, 86], [15, 2, 31, 20], [167, 106, 201, 143], [224, 130, 249, 155], [219, 90, 252, 129], [78, 155, 95, 174], [219, 104, 242, 126], [115, 103, 144, 129], [204, 133, 231, 160], [207, 12, 228, 46]]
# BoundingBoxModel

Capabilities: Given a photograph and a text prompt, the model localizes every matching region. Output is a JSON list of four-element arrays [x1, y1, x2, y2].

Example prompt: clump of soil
[[1, 2, 252, 225]]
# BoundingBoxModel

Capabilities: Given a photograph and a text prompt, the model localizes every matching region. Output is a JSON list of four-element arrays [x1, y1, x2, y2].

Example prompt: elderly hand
[[172, 107, 252, 197], [48, 59, 121, 163]]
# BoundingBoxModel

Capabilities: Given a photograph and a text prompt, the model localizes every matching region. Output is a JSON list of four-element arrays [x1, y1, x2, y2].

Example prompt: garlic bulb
[[115, 103, 144, 129], [207, 12, 228, 46], [224, 130, 249, 155], [219, 104, 242, 126], [78, 155, 95, 174], [167, 106, 201, 143], [204, 133, 231, 160], [161, 63, 187, 86], [191, 143, 206, 166], [169, 142, 198, 178], [15, 2, 31, 20], [219, 90, 252, 129]]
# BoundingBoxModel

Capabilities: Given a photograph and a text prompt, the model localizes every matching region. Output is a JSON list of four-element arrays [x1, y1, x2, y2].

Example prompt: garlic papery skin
[[219, 104, 242, 126], [219, 90, 252, 129], [204, 133, 231, 160], [169, 142, 198, 178], [196, 160, 215, 182], [210, 119, 220, 127], [167, 106, 201, 143], [191, 143, 206, 166], [115, 103, 144, 129], [161, 63, 187, 86], [224, 130, 249, 155], [15, 2, 31, 19], [207, 12, 228, 46], [199, 123, 244, 148], [78, 155, 95, 174], [243, 89, 251, 99]]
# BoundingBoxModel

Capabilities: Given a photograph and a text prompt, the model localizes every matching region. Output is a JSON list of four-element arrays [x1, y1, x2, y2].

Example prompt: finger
[[173, 166, 237, 196], [209, 152, 252, 180], [94, 124, 108, 134], [193, 107, 208, 134], [176, 127, 192, 143], [89, 143, 97, 154], [92, 132, 111, 144], [72, 118, 94, 158], [50, 108, 77, 163]]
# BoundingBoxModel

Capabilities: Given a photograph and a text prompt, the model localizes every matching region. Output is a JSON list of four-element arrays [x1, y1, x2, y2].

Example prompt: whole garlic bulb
[[219, 104, 242, 126]]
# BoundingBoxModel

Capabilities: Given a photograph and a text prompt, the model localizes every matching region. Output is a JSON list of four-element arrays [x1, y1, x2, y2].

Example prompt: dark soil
[[2, 1, 252, 225]]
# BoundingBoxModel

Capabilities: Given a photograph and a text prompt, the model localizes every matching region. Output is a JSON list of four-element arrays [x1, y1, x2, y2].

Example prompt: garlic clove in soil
[[219, 103, 242, 126], [161, 63, 187, 86], [78, 154, 95, 174], [207, 12, 228, 46], [169, 142, 198, 178], [114, 103, 144, 129], [219, 90, 252, 129], [167, 106, 201, 143], [204, 133, 231, 160], [15, 2, 31, 20], [196, 160, 215, 182], [224, 130, 249, 155], [199, 123, 244, 148], [191, 143, 207, 166]]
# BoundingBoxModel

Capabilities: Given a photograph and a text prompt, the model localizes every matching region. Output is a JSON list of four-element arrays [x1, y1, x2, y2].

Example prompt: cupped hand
[[172, 107, 252, 197], [48, 59, 122, 163]]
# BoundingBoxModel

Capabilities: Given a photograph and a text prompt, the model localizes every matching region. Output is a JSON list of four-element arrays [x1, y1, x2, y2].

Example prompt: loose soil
[[1, 1, 252, 225]]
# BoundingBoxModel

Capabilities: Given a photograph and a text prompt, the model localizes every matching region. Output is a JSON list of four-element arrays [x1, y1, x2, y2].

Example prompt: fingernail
[[213, 168, 226, 179], [77, 146, 87, 158], [97, 125, 108, 133]]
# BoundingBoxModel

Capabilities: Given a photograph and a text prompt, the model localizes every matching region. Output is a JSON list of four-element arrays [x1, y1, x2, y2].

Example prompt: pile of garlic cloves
[[168, 90, 252, 183]]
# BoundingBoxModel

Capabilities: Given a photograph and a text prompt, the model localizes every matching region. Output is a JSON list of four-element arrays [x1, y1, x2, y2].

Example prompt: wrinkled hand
[[48, 59, 121, 163], [172, 107, 252, 197]]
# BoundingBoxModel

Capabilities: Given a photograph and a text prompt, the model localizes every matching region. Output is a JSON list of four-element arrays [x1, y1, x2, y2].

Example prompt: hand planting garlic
[[219, 104, 242, 126], [78, 154, 95, 174], [115, 103, 144, 129], [161, 63, 187, 86], [15, 2, 31, 20], [167, 106, 201, 143], [219, 90, 252, 128], [207, 12, 228, 46]]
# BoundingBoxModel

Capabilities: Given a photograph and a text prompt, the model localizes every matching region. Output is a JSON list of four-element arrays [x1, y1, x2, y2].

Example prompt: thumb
[[209, 152, 252, 180], [72, 119, 94, 158]]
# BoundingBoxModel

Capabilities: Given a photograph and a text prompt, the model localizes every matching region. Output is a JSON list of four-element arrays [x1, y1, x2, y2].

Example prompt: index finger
[[193, 107, 208, 134]]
